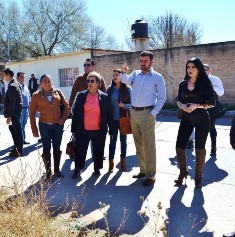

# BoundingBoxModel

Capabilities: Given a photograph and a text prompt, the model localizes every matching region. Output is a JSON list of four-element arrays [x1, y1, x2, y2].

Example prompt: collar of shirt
[[140, 68, 154, 76]]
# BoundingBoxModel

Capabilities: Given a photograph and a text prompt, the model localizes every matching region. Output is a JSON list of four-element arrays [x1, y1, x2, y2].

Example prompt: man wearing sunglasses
[[69, 58, 106, 108]]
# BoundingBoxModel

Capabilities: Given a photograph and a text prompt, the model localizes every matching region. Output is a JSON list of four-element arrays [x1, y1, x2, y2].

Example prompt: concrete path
[[0, 114, 234, 237]]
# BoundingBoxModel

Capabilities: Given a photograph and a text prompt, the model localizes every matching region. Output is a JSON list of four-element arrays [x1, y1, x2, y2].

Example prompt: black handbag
[[66, 134, 76, 160], [208, 100, 227, 120]]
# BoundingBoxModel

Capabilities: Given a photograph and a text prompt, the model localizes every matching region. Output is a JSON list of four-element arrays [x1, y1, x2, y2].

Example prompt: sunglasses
[[87, 79, 95, 83], [84, 64, 92, 67]]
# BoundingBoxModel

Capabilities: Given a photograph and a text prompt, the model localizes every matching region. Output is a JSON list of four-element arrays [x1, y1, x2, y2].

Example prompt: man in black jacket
[[3, 68, 23, 157], [28, 74, 38, 96]]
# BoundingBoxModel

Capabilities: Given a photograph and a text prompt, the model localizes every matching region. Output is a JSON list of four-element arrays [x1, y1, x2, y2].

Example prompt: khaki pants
[[130, 109, 156, 179]]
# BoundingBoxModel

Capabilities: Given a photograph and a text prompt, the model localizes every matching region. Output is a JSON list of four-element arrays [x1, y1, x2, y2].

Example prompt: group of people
[[2, 51, 235, 188]]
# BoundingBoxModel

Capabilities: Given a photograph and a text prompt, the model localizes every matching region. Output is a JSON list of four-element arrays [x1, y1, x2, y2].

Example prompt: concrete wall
[[94, 41, 235, 104]]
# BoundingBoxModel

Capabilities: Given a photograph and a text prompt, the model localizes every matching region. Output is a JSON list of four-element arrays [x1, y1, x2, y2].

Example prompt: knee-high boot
[[120, 156, 126, 171], [42, 153, 52, 181], [108, 159, 114, 172], [195, 149, 206, 188], [174, 147, 189, 185], [53, 151, 64, 178]]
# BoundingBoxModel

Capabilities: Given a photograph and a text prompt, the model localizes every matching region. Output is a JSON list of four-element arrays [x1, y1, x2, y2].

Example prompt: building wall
[[94, 41, 235, 104], [5, 51, 90, 100]]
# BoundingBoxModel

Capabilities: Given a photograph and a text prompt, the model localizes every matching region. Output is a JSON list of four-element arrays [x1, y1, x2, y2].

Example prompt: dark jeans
[[9, 113, 23, 152], [209, 118, 217, 146], [109, 120, 127, 160], [176, 110, 210, 149], [74, 130, 106, 171], [39, 122, 64, 154]]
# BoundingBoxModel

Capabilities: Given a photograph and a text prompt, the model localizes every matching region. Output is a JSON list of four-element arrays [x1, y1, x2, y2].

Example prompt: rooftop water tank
[[131, 19, 149, 39]]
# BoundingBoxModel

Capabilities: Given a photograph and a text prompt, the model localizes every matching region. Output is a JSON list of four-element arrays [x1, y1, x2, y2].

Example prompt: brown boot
[[108, 159, 114, 172], [195, 149, 206, 188], [120, 157, 126, 171], [174, 147, 188, 185]]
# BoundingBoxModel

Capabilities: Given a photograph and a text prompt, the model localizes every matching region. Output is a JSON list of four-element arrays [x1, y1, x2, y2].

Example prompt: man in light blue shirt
[[120, 51, 166, 186], [17, 72, 31, 144]]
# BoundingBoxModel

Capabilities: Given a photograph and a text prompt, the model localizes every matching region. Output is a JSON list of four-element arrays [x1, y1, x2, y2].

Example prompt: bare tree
[[22, 0, 89, 56], [147, 12, 202, 49], [0, 1, 27, 61], [85, 23, 121, 57]]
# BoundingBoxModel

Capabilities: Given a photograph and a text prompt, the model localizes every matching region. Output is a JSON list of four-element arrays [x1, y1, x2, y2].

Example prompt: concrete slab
[[0, 114, 234, 237]]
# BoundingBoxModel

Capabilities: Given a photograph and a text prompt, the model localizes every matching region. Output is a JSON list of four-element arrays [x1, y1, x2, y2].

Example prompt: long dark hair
[[184, 57, 212, 89]]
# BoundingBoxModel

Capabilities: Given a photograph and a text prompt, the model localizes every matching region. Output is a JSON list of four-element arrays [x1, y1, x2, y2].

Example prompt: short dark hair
[[113, 69, 122, 74], [85, 58, 95, 66], [87, 71, 101, 85], [3, 68, 14, 77], [17, 72, 25, 78], [140, 51, 153, 60], [40, 74, 53, 83]]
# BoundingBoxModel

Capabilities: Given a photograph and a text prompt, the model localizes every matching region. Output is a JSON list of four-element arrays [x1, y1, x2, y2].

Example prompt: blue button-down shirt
[[120, 69, 166, 117], [20, 84, 31, 108]]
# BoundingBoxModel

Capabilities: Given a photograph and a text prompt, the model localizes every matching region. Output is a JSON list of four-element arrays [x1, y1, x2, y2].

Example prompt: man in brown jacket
[[69, 58, 106, 108]]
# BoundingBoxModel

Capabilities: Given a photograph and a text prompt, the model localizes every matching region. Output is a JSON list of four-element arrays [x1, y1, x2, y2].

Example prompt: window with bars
[[59, 67, 79, 87]]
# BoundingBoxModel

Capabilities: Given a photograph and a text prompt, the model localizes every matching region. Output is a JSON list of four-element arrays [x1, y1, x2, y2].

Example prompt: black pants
[[74, 130, 106, 171], [9, 113, 23, 153], [209, 118, 217, 146], [176, 110, 210, 149]]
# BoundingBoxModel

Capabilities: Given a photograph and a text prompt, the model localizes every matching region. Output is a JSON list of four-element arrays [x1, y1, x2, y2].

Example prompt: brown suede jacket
[[69, 72, 106, 107], [29, 88, 70, 135]]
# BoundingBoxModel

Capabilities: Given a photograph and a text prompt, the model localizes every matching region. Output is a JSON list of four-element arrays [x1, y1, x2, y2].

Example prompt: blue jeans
[[20, 107, 29, 142], [109, 120, 127, 160], [39, 122, 64, 154]]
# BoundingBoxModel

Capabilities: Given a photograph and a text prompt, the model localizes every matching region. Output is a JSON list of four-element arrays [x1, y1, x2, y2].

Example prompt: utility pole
[[7, 34, 11, 61]]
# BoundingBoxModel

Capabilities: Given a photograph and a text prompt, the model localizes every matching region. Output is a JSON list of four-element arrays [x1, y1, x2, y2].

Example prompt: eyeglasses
[[87, 79, 95, 83], [84, 64, 92, 67]]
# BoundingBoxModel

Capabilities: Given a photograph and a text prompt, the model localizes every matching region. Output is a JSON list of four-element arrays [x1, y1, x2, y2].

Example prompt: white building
[[5, 49, 124, 100]]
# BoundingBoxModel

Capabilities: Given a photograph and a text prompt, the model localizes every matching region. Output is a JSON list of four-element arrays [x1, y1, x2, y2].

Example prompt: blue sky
[[7, 0, 235, 49], [86, 0, 235, 48]]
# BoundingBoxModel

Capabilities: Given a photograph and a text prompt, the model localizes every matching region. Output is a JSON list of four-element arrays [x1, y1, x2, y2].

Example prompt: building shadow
[[0, 143, 43, 166], [45, 154, 151, 234], [168, 188, 213, 237], [169, 149, 228, 187]]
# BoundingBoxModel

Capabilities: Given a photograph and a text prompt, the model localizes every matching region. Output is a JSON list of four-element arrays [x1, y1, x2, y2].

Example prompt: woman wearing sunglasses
[[71, 72, 114, 178]]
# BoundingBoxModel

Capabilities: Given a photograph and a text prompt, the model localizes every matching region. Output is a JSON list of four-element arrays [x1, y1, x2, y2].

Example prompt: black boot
[[42, 153, 52, 182], [53, 151, 64, 178], [210, 145, 217, 156], [174, 147, 189, 185], [195, 149, 206, 188]]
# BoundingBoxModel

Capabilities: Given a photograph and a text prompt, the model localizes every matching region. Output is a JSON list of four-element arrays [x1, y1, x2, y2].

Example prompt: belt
[[131, 106, 154, 111]]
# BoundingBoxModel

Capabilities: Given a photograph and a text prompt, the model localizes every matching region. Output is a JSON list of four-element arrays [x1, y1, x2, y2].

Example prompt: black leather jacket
[[4, 79, 23, 117]]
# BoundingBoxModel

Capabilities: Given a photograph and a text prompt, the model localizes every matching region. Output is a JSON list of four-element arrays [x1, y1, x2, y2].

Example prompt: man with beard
[[121, 51, 166, 186]]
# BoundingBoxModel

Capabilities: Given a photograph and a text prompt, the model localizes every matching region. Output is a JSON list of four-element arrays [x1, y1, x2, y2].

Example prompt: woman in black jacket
[[106, 69, 131, 172], [175, 57, 216, 188], [71, 72, 114, 178]]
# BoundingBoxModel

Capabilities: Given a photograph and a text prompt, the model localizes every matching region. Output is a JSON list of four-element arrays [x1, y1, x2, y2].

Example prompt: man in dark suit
[[3, 68, 23, 157], [28, 74, 38, 96]]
